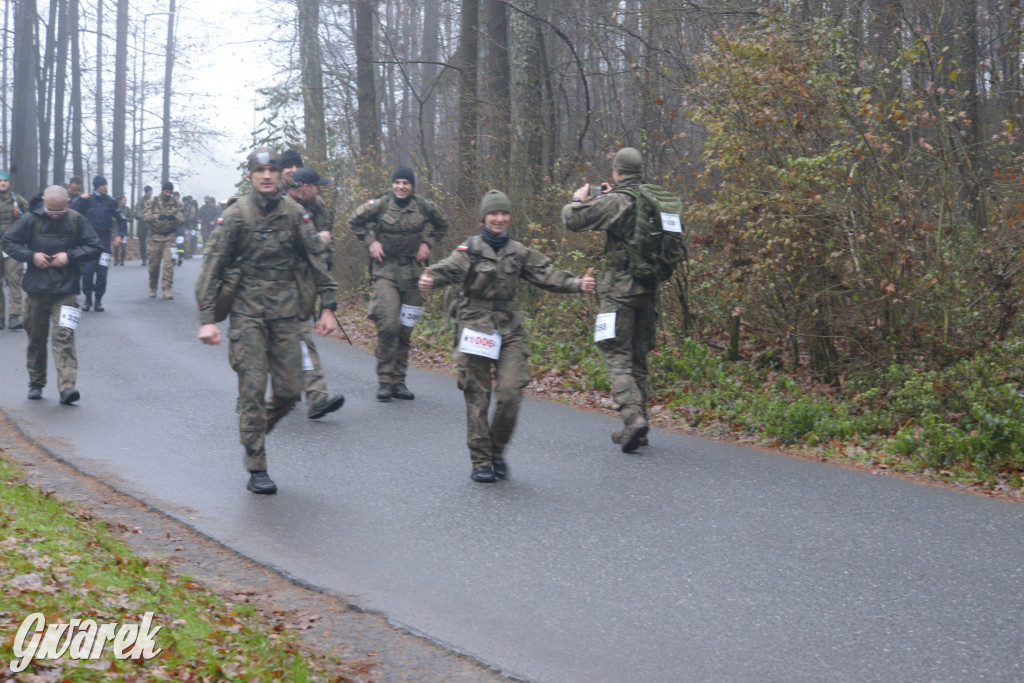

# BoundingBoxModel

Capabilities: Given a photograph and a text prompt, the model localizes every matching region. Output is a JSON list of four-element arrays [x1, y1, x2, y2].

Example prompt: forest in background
[[6, 0, 1024, 480]]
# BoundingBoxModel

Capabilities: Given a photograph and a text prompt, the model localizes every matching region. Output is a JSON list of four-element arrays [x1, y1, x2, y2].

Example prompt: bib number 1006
[[459, 327, 501, 359]]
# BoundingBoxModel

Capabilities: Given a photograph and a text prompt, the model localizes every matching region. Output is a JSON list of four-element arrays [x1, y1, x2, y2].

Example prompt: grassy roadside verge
[[0, 453, 359, 682]]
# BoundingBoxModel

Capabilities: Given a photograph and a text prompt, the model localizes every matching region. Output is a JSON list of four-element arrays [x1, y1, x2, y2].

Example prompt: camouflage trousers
[[596, 292, 657, 423], [267, 321, 328, 412], [368, 276, 422, 383], [24, 293, 79, 392], [228, 313, 303, 472], [1, 255, 25, 317], [455, 326, 531, 468], [146, 233, 175, 292], [300, 322, 328, 409]]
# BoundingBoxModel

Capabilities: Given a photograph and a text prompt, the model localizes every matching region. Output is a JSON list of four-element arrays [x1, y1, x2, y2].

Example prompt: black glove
[[160, 214, 174, 221]]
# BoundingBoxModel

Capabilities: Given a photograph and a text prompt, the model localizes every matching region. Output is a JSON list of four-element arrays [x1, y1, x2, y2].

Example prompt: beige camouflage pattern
[[349, 194, 448, 383], [24, 293, 79, 392], [562, 174, 657, 422], [429, 235, 585, 468], [146, 233, 176, 291], [141, 194, 185, 235]]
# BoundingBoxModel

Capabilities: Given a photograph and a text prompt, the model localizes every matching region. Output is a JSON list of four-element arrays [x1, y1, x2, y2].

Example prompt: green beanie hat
[[612, 147, 643, 176], [479, 189, 512, 220]]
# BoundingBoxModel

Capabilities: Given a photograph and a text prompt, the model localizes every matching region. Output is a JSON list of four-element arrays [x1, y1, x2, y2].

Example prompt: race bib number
[[98, 253, 113, 267], [168, 248, 176, 259], [2, 251, 7, 258], [59, 305, 81, 330], [660, 212, 683, 233], [595, 312, 616, 342], [659, 211, 684, 233], [176, 235, 185, 244], [299, 341, 314, 371], [459, 327, 501, 359], [400, 304, 424, 328]]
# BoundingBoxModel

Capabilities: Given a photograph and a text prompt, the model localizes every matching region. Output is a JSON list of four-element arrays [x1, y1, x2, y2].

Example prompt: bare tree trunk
[[11, 0, 39, 193], [456, 0, 478, 204], [161, 0, 175, 183], [418, 0, 441, 178], [95, 0, 104, 176], [111, 0, 127, 198], [38, 0, 57, 187], [298, 0, 326, 166], [354, 0, 380, 183], [70, 0, 83, 179], [484, 0, 509, 188], [1, 0, 9, 163], [53, 0, 69, 184], [509, 0, 543, 197]]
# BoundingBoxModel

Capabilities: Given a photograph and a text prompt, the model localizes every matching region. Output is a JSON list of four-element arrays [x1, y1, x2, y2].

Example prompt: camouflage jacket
[[429, 234, 584, 337], [195, 190, 337, 325], [142, 194, 186, 235], [561, 175, 653, 297], [348, 193, 449, 281], [134, 196, 151, 225], [0, 191, 29, 236], [288, 191, 332, 235]]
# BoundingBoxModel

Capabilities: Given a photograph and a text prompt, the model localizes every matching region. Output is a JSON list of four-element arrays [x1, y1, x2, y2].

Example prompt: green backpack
[[612, 184, 686, 284]]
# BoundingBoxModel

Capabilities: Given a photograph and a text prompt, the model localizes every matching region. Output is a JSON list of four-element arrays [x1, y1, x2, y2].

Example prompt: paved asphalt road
[[2, 260, 1024, 682]]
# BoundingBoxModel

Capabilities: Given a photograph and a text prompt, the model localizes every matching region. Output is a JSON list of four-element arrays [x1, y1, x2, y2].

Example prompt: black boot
[[0, 316, 6, 330], [247, 470, 277, 494], [8, 314, 21, 330], [390, 382, 415, 400], [93, 295, 104, 312], [376, 382, 392, 402], [83, 293, 92, 311]]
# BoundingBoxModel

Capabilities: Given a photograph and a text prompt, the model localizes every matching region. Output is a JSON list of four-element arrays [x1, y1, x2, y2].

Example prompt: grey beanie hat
[[612, 147, 643, 175], [479, 189, 512, 220]]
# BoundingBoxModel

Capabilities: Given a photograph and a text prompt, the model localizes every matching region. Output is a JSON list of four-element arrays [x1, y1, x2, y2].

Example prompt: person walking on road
[[562, 147, 657, 453], [285, 166, 345, 420], [2, 186, 101, 404], [419, 190, 595, 482], [70, 176, 128, 312], [135, 186, 152, 266], [0, 171, 29, 330], [349, 166, 449, 402], [196, 147, 340, 495], [114, 196, 131, 265], [142, 181, 185, 299]]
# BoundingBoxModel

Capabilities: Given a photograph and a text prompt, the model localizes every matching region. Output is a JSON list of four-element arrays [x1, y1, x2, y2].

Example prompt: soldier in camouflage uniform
[[419, 190, 595, 482], [196, 147, 339, 495], [0, 171, 29, 330], [142, 181, 185, 298], [284, 167, 345, 420], [135, 186, 152, 266], [349, 166, 449, 401], [2, 186, 101, 404], [562, 147, 655, 453]]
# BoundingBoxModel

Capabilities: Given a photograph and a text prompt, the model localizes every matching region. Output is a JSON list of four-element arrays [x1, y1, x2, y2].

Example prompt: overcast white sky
[[144, 0, 294, 202]]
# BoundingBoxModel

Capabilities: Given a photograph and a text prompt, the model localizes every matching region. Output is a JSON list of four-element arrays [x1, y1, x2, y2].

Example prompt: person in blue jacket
[[70, 175, 127, 312]]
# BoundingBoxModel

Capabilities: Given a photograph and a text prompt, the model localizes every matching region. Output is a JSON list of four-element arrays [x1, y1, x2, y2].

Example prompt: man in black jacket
[[2, 186, 102, 403], [70, 175, 128, 311]]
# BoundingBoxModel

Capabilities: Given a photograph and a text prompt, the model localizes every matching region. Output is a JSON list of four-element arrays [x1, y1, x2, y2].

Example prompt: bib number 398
[[459, 327, 501, 359], [400, 304, 424, 328]]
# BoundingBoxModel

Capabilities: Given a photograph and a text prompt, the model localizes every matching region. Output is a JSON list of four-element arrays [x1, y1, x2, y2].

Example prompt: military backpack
[[611, 184, 686, 284]]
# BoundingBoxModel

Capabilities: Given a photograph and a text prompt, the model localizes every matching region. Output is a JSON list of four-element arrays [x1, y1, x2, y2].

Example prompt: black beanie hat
[[280, 149, 303, 169], [391, 166, 415, 187], [162, 181, 174, 192], [93, 175, 107, 189]]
